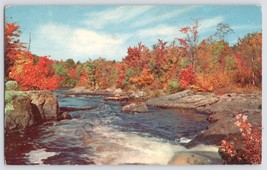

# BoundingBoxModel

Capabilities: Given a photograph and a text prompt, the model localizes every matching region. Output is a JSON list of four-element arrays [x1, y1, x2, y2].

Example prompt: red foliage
[[68, 68, 77, 79], [116, 63, 126, 88], [5, 22, 24, 76], [123, 43, 150, 70], [77, 69, 88, 86], [9, 54, 60, 90], [178, 66, 196, 88], [219, 114, 262, 164]]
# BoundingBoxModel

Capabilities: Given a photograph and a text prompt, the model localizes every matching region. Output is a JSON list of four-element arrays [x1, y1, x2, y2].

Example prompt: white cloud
[[199, 16, 225, 32], [83, 6, 154, 29], [137, 25, 182, 39], [31, 23, 128, 61], [131, 6, 198, 28]]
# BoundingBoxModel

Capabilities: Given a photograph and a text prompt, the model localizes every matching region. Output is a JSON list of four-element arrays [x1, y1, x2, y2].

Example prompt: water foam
[[84, 125, 185, 165], [26, 148, 58, 164]]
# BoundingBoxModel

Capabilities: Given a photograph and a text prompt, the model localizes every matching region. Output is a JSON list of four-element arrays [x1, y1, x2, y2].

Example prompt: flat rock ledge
[[146, 90, 219, 109]]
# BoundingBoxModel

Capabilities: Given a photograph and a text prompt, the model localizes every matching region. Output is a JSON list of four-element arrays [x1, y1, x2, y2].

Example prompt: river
[[5, 89, 221, 165]]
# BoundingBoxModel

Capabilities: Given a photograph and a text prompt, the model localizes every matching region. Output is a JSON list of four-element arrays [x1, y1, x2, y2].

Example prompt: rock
[[62, 112, 72, 120], [27, 91, 58, 121], [105, 96, 129, 101], [186, 93, 262, 148], [59, 106, 96, 112], [146, 90, 219, 109], [197, 93, 261, 115], [5, 90, 60, 133], [5, 91, 35, 132], [5, 81, 19, 90], [122, 102, 148, 113], [130, 90, 145, 98], [168, 152, 221, 165], [113, 88, 123, 96]]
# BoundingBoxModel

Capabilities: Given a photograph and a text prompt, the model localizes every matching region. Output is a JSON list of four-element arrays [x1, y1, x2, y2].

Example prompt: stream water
[[5, 90, 220, 165]]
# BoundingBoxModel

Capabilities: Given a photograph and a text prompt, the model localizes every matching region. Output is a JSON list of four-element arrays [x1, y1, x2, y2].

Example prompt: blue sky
[[5, 5, 262, 62]]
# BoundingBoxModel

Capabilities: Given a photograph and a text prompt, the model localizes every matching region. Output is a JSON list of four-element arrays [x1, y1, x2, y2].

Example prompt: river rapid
[[5, 89, 221, 165]]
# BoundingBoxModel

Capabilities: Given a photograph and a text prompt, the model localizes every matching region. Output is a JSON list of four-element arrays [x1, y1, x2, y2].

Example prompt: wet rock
[[62, 112, 72, 120], [122, 102, 148, 113], [146, 90, 219, 109], [27, 91, 59, 121], [105, 96, 129, 101], [59, 106, 96, 112]]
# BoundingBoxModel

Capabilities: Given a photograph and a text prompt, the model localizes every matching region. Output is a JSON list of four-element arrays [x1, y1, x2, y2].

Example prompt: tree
[[177, 20, 199, 69], [4, 22, 25, 78], [214, 23, 234, 41], [9, 53, 60, 90], [234, 33, 262, 86]]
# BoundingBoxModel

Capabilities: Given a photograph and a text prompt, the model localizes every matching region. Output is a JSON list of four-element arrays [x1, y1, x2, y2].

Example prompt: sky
[[5, 5, 262, 62]]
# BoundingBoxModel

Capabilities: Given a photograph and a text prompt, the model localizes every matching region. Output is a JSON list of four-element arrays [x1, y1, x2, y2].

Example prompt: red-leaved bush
[[178, 66, 196, 88], [219, 114, 262, 164]]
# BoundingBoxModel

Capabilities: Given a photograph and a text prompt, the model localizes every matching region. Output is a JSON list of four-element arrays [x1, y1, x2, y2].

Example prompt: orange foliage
[[9, 53, 60, 90], [130, 69, 154, 88], [77, 70, 88, 86]]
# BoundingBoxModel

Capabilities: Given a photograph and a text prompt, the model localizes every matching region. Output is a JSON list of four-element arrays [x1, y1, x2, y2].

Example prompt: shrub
[[166, 79, 180, 94], [219, 114, 262, 164]]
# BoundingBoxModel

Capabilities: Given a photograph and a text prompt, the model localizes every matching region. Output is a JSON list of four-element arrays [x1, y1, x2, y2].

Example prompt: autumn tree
[[177, 20, 199, 70], [4, 22, 25, 78], [234, 33, 262, 86], [9, 53, 60, 90]]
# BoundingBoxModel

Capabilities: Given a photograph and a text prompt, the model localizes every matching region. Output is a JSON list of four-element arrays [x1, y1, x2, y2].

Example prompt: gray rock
[[186, 93, 262, 148], [146, 90, 219, 109], [122, 102, 148, 113]]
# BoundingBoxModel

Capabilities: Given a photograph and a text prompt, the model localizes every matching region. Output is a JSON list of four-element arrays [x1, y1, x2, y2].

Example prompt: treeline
[[5, 20, 262, 93]]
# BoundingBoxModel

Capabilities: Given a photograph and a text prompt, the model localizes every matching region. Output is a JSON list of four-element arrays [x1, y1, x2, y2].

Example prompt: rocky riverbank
[[145, 90, 261, 148], [5, 90, 59, 133]]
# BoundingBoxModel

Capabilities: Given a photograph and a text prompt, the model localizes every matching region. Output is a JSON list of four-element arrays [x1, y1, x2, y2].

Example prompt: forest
[[5, 20, 262, 94]]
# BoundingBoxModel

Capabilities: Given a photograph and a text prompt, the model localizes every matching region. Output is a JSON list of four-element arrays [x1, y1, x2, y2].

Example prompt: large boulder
[[27, 91, 59, 121], [146, 90, 219, 109], [5, 90, 59, 133], [5, 91, 35, 132], [122, 102, 148, 113]]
